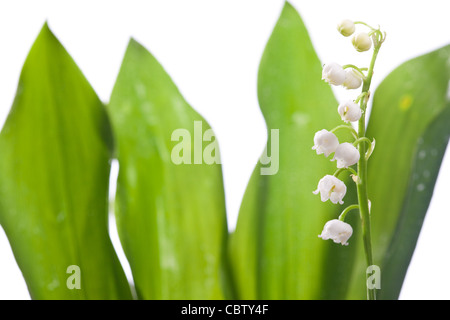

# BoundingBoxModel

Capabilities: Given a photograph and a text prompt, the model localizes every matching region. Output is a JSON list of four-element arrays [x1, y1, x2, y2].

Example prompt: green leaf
[[107, 39, 230, 299], [0, 23, 131, 299], [229, 2, 357, 299], [345, 45, 450, 299]]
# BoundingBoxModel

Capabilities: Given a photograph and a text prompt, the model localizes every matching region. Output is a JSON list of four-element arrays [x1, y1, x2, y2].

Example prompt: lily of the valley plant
[[314, 19, 386, 300]]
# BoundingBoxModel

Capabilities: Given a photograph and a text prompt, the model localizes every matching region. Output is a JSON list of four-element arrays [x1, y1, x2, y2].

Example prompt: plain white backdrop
[[1, 0, 450, 299]]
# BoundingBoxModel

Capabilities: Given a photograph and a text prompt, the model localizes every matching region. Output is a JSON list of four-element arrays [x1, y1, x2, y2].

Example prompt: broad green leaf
[[229, 2, 358, 299], [107, 39, 230, 299], [0, 23, 131, 299], [346, 45, 450, 299]]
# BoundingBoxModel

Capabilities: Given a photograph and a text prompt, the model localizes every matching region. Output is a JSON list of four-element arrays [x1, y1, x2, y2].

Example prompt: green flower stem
[[353, 137, 372, 147], [368, 29, 383, 39], [354, 21, 377, 30], [333, 167, 357, 178], [342, 64, 367, 79], [357, 39, 381, 301], [338, 204, 360, 221], [355, 91, 368, 104], [330, 125, 358, 139]]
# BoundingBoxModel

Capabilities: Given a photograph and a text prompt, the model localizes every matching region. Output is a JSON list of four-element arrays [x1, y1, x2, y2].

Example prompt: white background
[[1, 0, 450, 300]]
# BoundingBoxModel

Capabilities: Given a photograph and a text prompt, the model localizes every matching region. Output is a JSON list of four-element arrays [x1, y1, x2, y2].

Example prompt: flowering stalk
[[315, 19, 385, 300], [355, 30, 384, 300]]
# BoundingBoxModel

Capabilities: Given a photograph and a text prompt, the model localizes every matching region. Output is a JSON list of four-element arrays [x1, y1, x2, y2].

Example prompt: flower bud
[[322, 62, 346, 86], [312, 129, 339, 157], [352, 32, 372, 52], [342, 68, 363, 89], [318, 219, 353, 246], [332, 142, 360, 168], [338, 100, 361, 122], [313, 175, 347, 204], [337, 19, 355, 37]]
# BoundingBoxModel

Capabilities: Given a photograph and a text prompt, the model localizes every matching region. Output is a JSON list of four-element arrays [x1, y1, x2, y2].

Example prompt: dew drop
[[135, 82, 146, 98], [292, 112, 311, 126], [417, 183, 425, 192]]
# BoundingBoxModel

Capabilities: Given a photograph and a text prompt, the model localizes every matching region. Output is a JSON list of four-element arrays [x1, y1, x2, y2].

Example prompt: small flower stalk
[[313, 19, 386, 300]]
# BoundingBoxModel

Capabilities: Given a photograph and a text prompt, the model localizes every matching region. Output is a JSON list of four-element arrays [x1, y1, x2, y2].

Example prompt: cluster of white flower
[[322, 62, 363, 90], [313, 19, 381, 246], [313, 128, 357, 246], [312, 130, 360, 170], [338, 19, 372, 52]]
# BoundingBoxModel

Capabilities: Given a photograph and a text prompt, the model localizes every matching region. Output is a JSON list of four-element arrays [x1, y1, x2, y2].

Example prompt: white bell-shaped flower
[[312, 129, 339, 157], [337, 19, 355, 37], [322, 62, 346, 86], [313, 175, 347, 204], [318, 219, 353, 246], [352, 32, 372, 52], [332, 142, 360, 168], [338, 100, 362, 122], [343, 68, 363, 89]]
